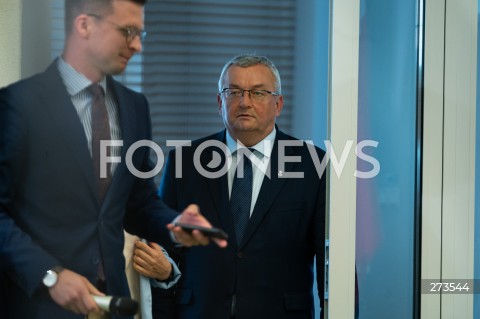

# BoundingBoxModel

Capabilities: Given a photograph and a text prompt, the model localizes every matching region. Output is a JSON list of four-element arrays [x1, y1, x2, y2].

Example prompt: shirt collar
[[57, 56, 107, 96], [225, 127, 276, 159]]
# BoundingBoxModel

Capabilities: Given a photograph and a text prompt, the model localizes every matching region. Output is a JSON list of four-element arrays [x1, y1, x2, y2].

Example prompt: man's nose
[[129, 35, 143, 53]]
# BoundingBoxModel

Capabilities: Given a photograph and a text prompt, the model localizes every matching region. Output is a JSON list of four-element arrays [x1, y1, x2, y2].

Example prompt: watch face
[[42, 270, 58, 287]]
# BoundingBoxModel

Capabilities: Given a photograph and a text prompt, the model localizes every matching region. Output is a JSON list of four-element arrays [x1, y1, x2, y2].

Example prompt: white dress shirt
[[225, 128, 276, 216]]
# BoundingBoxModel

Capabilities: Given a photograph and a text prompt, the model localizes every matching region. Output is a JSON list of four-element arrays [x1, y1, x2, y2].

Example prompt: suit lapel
[[100, 78, 137, 207], [40, 62, 98, 203], [239, 131, 297, 248], [40, 65, 139, 211], [199, 131, 235, 245]]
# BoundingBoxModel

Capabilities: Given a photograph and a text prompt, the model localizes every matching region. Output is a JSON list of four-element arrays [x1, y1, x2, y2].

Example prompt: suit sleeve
[[149, 246, 181, 289], [122, 94, 179, 245], [158, 149, 179, 210], [0, 87, 60, 296]]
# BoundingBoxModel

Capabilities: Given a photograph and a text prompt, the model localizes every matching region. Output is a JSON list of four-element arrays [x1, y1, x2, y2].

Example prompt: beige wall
[[21, 0, 52, 78], [0, 0, 52, 88], [0, 0, 22, 87]]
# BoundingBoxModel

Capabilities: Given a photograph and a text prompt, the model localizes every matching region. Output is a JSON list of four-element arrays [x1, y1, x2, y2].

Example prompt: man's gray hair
[[218, 54, 282, 94]]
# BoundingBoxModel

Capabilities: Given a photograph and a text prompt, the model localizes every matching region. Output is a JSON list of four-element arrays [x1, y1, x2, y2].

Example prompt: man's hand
[[48, 269, 104, 315], [167, 204, 228, 248], [133, 241, 172, 281]]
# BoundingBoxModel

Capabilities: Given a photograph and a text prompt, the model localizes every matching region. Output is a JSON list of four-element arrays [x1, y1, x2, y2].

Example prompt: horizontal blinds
[[50, 0, 296, 180], [143, 0, 296, 149], [50, 0, 65, 60], [49, 0, 142, 92]]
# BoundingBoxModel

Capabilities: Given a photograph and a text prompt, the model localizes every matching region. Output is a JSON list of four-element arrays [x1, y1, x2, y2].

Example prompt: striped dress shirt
[[57, 57, 122, 175]]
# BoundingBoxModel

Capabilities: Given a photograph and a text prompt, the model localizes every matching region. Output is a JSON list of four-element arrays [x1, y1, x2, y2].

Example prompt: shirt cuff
[[169, 215, 182, 244]]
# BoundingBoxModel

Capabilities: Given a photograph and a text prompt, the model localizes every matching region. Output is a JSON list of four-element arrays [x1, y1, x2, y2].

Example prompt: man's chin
[[233, 124, 255, 132], [108, 69, 126, 77]]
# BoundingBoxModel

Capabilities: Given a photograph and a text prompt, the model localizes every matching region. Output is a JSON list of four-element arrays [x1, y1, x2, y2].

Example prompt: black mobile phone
[[174, 222, 229, 240]]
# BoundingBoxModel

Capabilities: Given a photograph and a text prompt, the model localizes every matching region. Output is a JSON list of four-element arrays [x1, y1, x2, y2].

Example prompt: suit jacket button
[[91, 256, 100, 265], [237, 252, 244, 259]]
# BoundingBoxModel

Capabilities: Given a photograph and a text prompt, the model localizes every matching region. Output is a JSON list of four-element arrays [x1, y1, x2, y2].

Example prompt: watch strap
[[51, 265, 64, 275]]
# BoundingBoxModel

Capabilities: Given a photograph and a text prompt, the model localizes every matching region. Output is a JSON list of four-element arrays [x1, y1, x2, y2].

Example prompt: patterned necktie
[[88, 84, 111, 203], [230, 150, 253, 245]]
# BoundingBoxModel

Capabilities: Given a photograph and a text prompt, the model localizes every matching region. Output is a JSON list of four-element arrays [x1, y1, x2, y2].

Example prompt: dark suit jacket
[[0, 61, 179, 319], [159, 129, 326, 319]]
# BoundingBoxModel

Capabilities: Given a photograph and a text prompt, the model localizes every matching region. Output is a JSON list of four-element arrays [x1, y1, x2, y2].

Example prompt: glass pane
[[474, 1, 480, 317], [356, 0, 419, 317]]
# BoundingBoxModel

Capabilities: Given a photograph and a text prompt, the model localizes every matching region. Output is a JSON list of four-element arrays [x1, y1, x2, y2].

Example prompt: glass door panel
[[356, 1, 419, 318]]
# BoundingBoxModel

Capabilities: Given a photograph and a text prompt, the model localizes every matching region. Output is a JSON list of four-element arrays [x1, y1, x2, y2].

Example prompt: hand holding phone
[[173, 222, 229, 240]]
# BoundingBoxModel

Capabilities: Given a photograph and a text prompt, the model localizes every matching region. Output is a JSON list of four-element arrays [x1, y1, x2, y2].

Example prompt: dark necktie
[[230, 151, 253, 245], [88, 84, 111, 203]]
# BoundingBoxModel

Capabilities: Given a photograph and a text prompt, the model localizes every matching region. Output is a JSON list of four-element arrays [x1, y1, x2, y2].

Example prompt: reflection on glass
[[356, 0, 418, 318]]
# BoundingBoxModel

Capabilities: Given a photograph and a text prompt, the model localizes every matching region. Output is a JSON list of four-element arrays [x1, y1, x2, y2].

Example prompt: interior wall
[[0, 0, 22, 87], [0, 0, 51, 88], [20, 0, 51, 78]]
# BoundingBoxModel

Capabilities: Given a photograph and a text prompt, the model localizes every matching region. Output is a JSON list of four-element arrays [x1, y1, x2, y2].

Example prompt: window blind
[[50, 0, 297, 179], [50, 0, 65, 60], [143, 0, 296, 150]]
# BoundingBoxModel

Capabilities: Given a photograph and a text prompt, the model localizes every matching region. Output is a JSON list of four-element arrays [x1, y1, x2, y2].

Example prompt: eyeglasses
[[220, 88, 280, 102], [87, 13, 147, 43]]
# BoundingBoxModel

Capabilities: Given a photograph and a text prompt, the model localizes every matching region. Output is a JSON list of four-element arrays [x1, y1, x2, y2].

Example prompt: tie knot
[[234, 149, 254, 179], [236, 147, 257, 158], [87, 83, 105, 97]]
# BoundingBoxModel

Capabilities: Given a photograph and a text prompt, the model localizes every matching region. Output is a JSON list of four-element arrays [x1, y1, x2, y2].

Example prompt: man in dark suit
[[158, 54, 326, 319], [0, 1, 225, 318]]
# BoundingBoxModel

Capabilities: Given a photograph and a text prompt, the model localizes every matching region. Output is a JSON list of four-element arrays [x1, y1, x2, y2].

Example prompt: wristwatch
[[42, 266, 64, 288]]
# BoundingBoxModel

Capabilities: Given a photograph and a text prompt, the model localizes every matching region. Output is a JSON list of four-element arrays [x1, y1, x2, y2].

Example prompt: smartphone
[[174, 222, 229, 240]]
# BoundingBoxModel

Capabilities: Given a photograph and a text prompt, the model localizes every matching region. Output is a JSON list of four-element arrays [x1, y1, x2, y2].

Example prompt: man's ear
[[275, 95, 284, 117], [74, 14, 91, 39], [217, 94, 223, 115]]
